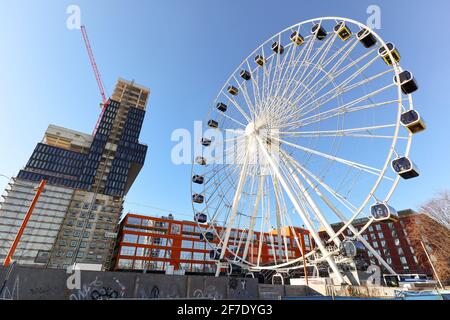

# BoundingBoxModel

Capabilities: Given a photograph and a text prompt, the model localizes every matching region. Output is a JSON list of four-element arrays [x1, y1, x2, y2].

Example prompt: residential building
[[112, 213, 311, 274], [320, 209, 433, 276]]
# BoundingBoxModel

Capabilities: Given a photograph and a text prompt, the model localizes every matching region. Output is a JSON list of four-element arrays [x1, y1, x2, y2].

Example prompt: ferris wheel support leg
[[282, 154, 341, 247], [255, 136, 347, 285], [215, 153, 250, 277], [243, 175, 265, 262], [285, 152, 397, 275]]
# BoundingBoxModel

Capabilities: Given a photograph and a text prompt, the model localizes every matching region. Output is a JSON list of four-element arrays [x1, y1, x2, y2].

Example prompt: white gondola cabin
[[357, 29, 377, 48], [340, 240, 366, 258], [311, 24, 327, 40], [334, 21, 352, 41], [240, 70, 251, 80], [216, 102, 227, 112], [370, 202, 399, 222], [192, 175, 204, 184], [255, 55, 266, 66], [391, 157, 420, 180], [400, 110, 426, 134], [272, 42, 284, 54], [290, 31, 304, 46], [209, 249, 221, 260], [192, 194, 205, 204], [378, 43, 401, 66], [208, 119, 218, 128], [200, 232, 214, 241], [195, 212, 207, 223], [394, 71, 419, 95], [227, 85, 239, 96], [195, 156, 207, 165], [201, 138, 212, 147]]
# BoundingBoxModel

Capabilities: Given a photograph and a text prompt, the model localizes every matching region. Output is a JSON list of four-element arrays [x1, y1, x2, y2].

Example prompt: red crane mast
[[80, 25, 109, 136]]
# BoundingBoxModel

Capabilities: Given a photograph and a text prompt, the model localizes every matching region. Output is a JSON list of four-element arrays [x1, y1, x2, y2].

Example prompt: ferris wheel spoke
[[297, 37, 376, 105], [273, 136, 388, 179], [275, 33, 321, 104], [295, 43, 377, 106], [294, 60, 391, 117], [283, 33, 338, 104], [221, 94, 252, 123], [281, 155, 342, 247], [254, 133, 346, 283], [279, 124, 398, 139], [231, 75, 257, 118], [296, 99, 403, 128], [279, 84, 397, 130]]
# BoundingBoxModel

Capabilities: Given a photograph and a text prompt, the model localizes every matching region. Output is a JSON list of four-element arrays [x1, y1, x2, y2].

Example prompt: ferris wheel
[[191, 17, 425, 283]]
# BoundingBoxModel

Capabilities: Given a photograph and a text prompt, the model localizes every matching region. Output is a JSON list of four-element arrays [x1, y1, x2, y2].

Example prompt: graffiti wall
[[0, 265, 260, 300]]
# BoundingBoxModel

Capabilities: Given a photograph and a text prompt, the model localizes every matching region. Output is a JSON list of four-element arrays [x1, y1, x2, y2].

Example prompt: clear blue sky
[[0, 0, 449, 222]]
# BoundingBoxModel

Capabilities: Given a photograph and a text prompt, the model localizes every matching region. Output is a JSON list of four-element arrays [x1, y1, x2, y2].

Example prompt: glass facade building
[[0, 78, 149, 270]]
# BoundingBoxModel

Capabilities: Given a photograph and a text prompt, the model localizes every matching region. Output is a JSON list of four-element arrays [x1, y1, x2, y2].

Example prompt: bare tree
[[407, 191, 450, 281], [421, 190, 450, 229]]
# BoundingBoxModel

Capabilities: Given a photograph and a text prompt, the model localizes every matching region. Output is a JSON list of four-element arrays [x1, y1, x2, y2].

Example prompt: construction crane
[[80, 25, 109, 136]]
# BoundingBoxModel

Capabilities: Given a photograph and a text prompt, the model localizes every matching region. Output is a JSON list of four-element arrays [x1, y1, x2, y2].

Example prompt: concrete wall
[[0, 265, 261, 300], [0, 265, 398, 300]]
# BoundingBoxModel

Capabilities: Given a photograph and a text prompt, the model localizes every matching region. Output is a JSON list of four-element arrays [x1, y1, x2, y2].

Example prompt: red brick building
[[112, 213, 311, 273], [320, 209, 433, 276]]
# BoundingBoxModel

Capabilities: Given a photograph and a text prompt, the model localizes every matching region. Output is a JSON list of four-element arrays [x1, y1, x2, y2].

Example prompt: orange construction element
[[3, 179, 47, 267]]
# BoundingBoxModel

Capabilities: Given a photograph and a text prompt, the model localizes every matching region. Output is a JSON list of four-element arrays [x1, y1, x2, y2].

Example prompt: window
[[183, 224, 195, 233], [171, 224, 181, 235], [371, 234, 376, 241], [118, 259, 133, 269], [368, 226, 374, 232], [77, 252, 84, 258], [193, 242, 205, 250], [394, 239, 400, 246], [373, 241, 379, 248], [397, 247, 404, 256], [400, 256, 407, 265], [70, 240, 77, 247], [60, 240, 67, 246], [375, 224, 382, 231], [180, 251, 192, 260], [123, 234, 138, 243], [182, 240, 193, 249], [193, 252, 204, 261], [80, 242, 87, 248], [378, 232, 384, 239], [66, 251, 73, 258]]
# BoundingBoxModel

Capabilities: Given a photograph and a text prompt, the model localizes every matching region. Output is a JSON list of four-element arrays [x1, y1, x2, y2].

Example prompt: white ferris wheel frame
[[191, 16, 415, 282]]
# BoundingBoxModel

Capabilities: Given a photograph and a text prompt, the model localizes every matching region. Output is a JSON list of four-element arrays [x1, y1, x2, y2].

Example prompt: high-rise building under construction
[[0, 78, 149, 270]]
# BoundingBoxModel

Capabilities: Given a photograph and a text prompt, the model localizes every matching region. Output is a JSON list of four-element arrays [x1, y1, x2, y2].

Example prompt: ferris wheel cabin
[[400, 110, 426, 134], [209, 249, 222, 260], [334, 21, 352, 41], [192, 194, 205, 204], [200, 232, 214, 241], [195, 156, 207, 165], [272, 42, 284, 54], [195, 212, 207, 224], [311, 24, 327, 40], [240, 69, 251, 80], [370, 202, 399, 223], [290, 31, 305, 46], [208, 119, 218, 128], [192, 175, 204, 184], [378, 42, 401, 66], [357, 29, 377, 48], [255, 55, 266, 66], [201, 138, 212, 147], [394, 70, 419, 95], [392, 157, 420, 180], [216, 102, 227, 112], [340, 240, 366, 258], [227, 85, 239, 96]]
